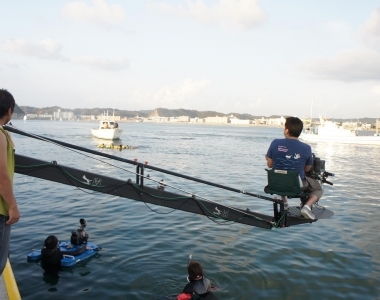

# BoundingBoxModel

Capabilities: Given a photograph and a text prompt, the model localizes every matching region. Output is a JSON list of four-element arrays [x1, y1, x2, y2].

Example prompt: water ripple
[[8, 121, 380, 299]]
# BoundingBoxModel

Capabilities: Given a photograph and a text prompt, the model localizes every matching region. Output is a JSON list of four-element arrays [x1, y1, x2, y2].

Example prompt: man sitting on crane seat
[[265, 117, 322, 220]]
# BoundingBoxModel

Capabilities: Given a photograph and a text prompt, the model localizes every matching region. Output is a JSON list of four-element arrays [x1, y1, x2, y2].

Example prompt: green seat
[[265, 169, 303, 197]]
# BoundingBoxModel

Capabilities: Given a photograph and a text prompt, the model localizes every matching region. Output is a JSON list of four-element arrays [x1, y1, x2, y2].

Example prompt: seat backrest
[[266, 169, 303, 197]]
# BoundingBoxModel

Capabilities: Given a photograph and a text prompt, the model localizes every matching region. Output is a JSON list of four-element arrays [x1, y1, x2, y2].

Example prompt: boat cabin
[[99, 120, 118, 129]]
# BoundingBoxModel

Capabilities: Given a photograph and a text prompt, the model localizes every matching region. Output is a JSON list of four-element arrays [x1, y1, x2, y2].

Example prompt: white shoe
[[301, 205, 315, 220]]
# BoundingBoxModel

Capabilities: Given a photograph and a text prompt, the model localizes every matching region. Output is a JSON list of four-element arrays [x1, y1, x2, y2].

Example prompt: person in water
[[265, 117, 322, 219], [41, 235, 86, 276], [177, 261, 218, 300]]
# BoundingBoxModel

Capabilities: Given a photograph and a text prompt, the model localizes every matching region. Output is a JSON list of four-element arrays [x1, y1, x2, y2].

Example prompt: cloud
[[304, 6, 380, 82], [146, 0, 266, 30], [2, 39, 67, 60], [357, 7, 380, 49], [153, 79, 210, 104], [71, 56, 130, 71], [1, 39, 129, 71], [62, 0, 126, 27], [361, 7, 380, 36], [302, 49, 380, 82]]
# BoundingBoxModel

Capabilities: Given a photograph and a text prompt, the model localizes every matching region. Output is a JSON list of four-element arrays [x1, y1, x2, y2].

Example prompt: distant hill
[[148, 108, 266, 119], [333, 117, 375, 123], [19, 106, 148, 119], [16, 106, 379, 123], [14, 104, 25, 115], [18, 106, 266, 120]]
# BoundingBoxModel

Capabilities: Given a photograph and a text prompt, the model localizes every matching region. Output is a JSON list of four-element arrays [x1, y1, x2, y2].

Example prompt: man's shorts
[[302, 177, 323, 200]]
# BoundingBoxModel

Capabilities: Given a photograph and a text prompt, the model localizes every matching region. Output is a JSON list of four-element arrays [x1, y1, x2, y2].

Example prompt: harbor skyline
[[14, 106, 378, 129], [1, 1, 380, 118]]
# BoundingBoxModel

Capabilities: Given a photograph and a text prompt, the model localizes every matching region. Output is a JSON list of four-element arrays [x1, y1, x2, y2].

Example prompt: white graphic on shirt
[[294, 153, 300, 159], [285, 155, 292, 159]]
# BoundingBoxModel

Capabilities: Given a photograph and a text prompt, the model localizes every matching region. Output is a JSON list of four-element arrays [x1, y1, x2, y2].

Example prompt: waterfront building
[[230, 118, 251, 125], [25, 114, 38, 119], [38, 114, 53, 119], [79, 115, 96, 121], [54, 109, 74, 120], [204, 116, 230, 124], [190, 117, 204, 123], [178, 116, 190, 122]]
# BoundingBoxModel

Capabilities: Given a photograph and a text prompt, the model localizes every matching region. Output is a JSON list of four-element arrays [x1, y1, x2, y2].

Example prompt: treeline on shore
[[14, 105, 378, 123], [16, 106, 271, 120]]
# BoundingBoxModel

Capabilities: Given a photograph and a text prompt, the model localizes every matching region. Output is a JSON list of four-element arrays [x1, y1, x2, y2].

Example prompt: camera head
[[79, 218, 87, 229], [312, 154, 325, 174], [71, 218, 89, 245], [309, 153, 334, 186]]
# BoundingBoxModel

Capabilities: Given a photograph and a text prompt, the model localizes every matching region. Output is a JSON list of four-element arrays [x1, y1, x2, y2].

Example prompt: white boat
[[23, 115, 27, 121], [91, 113, 123, 140], [300, 117, 380, 145]]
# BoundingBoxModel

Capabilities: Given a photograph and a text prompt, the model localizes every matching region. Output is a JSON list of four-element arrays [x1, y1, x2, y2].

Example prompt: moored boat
[[91, 112, 123, 140], [300, 117, 380, 145]]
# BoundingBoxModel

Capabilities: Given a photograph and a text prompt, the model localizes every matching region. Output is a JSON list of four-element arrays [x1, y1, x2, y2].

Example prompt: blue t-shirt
[[266, 138, 312, 179]]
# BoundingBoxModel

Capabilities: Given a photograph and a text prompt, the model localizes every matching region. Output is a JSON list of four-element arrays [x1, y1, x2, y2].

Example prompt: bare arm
[[305, 165, 312, 172], [265, 155, 273, 168], [0, 132, 20, 225]]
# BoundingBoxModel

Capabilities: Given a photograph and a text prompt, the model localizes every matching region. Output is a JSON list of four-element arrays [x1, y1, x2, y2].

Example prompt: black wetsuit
[[41, 246, 86, 276], [182, 277, 219, 300]]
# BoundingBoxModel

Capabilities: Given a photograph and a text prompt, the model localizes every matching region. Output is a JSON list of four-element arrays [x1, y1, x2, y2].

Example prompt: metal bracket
[[136, 163, 144, 186]]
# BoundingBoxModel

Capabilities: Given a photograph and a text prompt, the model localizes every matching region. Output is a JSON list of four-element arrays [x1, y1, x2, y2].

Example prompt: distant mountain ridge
[[18, 106, 270, 120], [16, 105, 378, 123]]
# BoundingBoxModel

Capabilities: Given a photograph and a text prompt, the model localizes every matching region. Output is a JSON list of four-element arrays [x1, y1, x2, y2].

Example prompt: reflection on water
[[8, 120, 380, 299]]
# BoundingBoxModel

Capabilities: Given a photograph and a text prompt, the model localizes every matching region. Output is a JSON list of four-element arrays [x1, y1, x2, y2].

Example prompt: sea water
[[9, 120, 380, 299]]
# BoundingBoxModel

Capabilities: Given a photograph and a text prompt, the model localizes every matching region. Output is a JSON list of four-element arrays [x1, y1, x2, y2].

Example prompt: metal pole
[[5, 125, 272, 199]]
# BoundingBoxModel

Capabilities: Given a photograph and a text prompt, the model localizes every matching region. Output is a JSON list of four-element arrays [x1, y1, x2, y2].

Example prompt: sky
[[1, 0, 380, 118]]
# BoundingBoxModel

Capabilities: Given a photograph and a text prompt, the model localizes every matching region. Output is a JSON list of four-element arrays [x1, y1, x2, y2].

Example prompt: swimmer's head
[[44, 235, 59, 250], [188, 261, 204, 280]]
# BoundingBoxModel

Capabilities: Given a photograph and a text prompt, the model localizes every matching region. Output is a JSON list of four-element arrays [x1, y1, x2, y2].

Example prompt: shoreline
[[12, 118, 380, 131]]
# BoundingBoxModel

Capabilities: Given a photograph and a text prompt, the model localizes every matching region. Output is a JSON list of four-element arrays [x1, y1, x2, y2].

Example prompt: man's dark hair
[[285, 117, 303, 137], [0, 89, 16, 118], [44, 235, 59, 250], [188, 261, 204, 280]]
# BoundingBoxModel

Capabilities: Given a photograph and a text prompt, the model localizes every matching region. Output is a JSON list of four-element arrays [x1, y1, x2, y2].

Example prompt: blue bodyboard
[[27, 241, 99, 267]]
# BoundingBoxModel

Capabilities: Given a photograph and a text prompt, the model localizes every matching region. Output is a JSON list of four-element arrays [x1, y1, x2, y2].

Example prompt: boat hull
[[91, 128, 123, 140]]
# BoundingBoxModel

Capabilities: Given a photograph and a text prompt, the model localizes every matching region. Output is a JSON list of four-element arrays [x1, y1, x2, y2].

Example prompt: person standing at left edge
[[0, 89, 20, 274]]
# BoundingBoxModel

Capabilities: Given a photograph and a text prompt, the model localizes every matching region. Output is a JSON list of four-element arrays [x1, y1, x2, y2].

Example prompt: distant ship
[[300, 117, 380, 145]]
